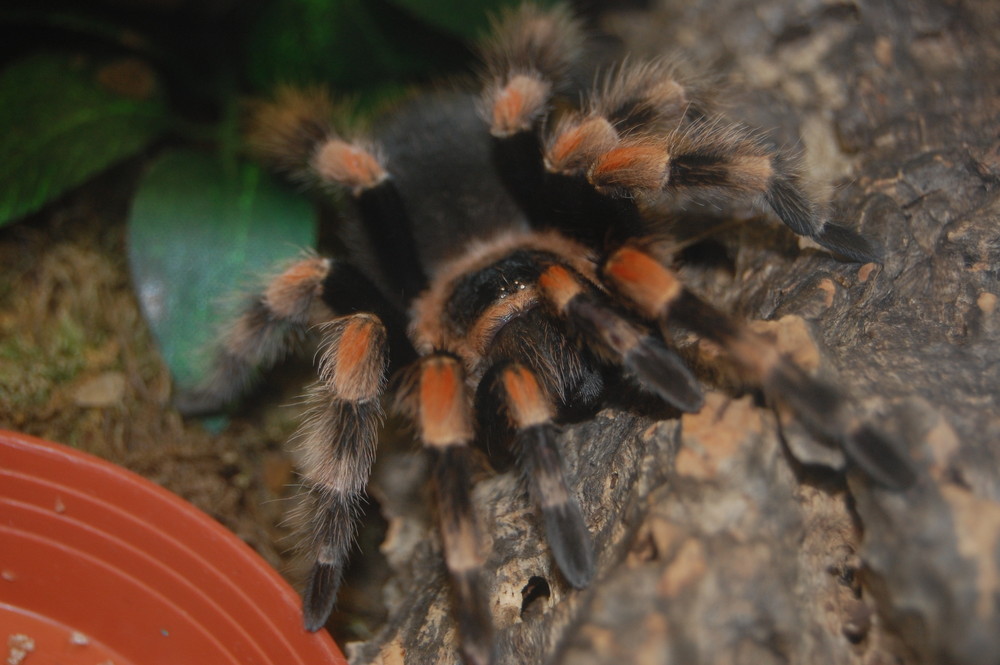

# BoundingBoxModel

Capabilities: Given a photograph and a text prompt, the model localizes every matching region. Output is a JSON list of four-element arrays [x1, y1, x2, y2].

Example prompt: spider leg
[[479, 3, 584, 139], [175, 255, 413, 416], [589, 58, 713, 134], [173, 255, 331, 416], [492, 362, 594, 588], [542, 63, 880, 262], [298, 312, 388, 630], [598, 125, 878, 261], [174, 253, 412, 629], [477, 2, 642, 246], [537, 262, 704, 412], [319, 259, 417, 367], [401, 353, 493, 665], [247, 87, 427, 300], [604, 245, 916, 489]]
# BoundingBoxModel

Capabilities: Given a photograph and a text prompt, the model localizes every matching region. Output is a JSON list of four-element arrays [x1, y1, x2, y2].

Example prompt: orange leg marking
[[589, 143, 668, 191], [604, 247, 682, 317], [491, 74, 550, 136], [328, 316, 384, 401], [312, 139, 387, 192], [264, 257, 329, 320], [501, 365, 553, 427], [538, 264, 583, 312], [419, 357, 473, 447], [545, 116, 617, 174]]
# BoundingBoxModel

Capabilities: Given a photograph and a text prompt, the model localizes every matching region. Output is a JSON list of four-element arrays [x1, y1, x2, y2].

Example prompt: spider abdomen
[[369, 92, 530, 277]]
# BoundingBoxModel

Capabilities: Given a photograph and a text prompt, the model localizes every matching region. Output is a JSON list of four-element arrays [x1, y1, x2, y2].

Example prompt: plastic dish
[[0, 430, 345, 665]]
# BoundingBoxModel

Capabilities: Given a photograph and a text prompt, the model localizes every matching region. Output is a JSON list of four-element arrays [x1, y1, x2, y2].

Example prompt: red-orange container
[[0, 430, 345, 665]]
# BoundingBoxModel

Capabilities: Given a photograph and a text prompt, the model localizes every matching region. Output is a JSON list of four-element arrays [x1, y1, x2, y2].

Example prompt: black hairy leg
[[492, 362, 594, 588], [174, 255, 331, 417], [396, 354, 494, 665], [483, 22, 880, 262], [182, 4, 918, 665], [297, 313, 388, 630], [603, 244, 915, 490], [536, 261, 704, 414]]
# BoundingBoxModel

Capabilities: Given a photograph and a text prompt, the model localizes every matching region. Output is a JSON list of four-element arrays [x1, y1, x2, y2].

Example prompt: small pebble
[[72, 372, 126, 408]]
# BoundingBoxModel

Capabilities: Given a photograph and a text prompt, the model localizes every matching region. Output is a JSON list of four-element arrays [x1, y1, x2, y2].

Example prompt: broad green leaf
[[0, 53, 168, 226], [127, 149, 316, 393], [244, 0, 468, 96]]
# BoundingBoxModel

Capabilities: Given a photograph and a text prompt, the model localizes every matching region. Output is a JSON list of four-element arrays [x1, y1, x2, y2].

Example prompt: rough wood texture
[[351, 1, 1000, 663]]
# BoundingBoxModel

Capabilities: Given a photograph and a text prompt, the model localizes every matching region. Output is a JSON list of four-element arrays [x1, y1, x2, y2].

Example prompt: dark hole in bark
[[520, 575, 552, 619]]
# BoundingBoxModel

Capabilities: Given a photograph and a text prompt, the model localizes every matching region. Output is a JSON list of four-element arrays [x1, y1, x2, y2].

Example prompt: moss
[[0, 314, 89, 416]]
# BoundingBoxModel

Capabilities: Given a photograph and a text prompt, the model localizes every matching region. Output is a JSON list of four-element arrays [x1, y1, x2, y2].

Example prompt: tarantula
[[183, 4, 914, 664]]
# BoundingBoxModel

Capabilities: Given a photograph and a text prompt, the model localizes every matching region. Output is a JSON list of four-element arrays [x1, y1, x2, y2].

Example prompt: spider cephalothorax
[[185, 5, 914, 665]]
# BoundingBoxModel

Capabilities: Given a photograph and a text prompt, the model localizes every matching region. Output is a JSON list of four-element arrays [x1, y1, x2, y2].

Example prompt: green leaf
[[244, 0, 468, 97], [127, 149, 317, 392], [0, 53, 168, 226]]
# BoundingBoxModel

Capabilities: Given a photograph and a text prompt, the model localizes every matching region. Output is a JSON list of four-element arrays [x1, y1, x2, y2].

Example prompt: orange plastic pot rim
[[0, 430, 345, 665]]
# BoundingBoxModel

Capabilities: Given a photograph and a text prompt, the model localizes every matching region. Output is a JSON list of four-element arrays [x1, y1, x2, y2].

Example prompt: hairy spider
[[182, 4, 914, 664]]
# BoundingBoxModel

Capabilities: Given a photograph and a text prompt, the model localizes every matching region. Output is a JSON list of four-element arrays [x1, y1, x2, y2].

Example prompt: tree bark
[[352, 1, 1000, 663]]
